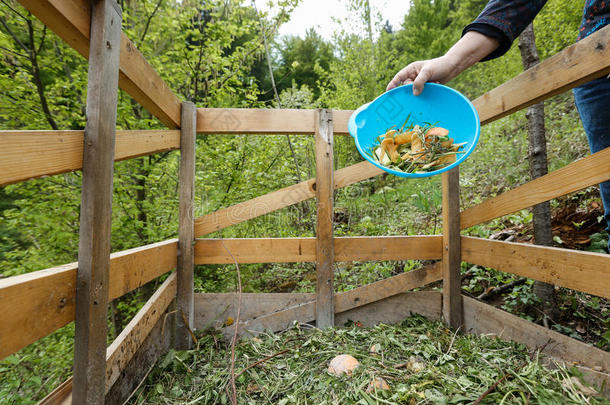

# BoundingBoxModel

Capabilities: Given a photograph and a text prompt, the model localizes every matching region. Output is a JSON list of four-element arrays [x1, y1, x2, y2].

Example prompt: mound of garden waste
[[129, 315, 606, 404]]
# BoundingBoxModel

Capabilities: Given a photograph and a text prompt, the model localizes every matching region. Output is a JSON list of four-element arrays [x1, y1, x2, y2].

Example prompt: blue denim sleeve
[[463, 0, 549, 61]]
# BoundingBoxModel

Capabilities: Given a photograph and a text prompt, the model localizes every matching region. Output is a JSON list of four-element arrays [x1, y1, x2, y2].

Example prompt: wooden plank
[[193, 293, 316, 330], [195, 238, 316, 263], [107, 240, 177, 301], [197, 108, 316, 134], [193, 160, 382, 237], [334, 263, 441, 313], [315, 109, 335, 328], [175, 102, 196, 349], [106, 273, 176, 392], [196, 108, 352, 135], [105, 304, 174, 404], [334, 235, 442, 261], [73, 2, 121, 403], [335, 291, 442, 326], [461, 147, 610, 229], [473, 25, 610, 125], [0, 239, 176, 360], [0, 130, 179, 186], [219, 264, 442, 339], [38, 377, 72, 405], [461, 237, 610, 299], [442, 169, 462, 328], [332, 109, 351, 135], [36, 275, 176, 404], [17, 0, 181, 128], [463, 296, 610, 371], [233, 289, 442, 339], [194, 236, 442, 264]]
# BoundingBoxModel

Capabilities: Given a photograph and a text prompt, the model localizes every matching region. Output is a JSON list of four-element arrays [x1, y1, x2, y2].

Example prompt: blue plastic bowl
[[348, 83, 481, 178]]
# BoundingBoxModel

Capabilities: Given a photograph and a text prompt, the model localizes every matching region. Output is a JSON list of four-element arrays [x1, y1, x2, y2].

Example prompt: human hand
[[386, 56, 460, 96]]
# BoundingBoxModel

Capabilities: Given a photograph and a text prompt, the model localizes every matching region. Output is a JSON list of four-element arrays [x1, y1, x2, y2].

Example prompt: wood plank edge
[[105, 272, 177, 391]]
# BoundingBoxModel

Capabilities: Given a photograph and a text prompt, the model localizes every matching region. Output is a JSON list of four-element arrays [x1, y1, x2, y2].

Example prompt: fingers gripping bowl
[[348, 83, 481, 178]]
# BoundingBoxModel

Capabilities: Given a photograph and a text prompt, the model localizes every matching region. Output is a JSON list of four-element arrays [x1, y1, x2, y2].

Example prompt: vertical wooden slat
[[72, 1, 121, 404], [315, 109, 334, 328], [442, 168, 463, 329], [175, 102, 196, 349]]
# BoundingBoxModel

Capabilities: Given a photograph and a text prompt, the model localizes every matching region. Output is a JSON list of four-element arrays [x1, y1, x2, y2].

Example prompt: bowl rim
[[348, 83, 481, 178]]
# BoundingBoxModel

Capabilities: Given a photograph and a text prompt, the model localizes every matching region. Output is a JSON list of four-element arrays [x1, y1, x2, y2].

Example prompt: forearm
[[443, 31, 500, 80]]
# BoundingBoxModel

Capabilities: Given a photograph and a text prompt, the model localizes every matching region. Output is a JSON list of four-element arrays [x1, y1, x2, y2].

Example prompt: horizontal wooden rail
[[0, 130, 179, 186], [0, 239, 177, 359], [18, 0, 181, 128], [196, 108, 351, 134], [194, 236, 442, 264], [106, 272, 176, 392], [473, 25, 610, 125], [461, 237, 610, 299], [461, 147, 610, 229], [194, 160, 382, 236]]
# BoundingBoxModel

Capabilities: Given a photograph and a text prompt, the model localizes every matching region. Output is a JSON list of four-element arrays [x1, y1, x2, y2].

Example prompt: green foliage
[[1, 0, 607, 402], [274, 30, 335, 98], [129, 317, 604, 403]]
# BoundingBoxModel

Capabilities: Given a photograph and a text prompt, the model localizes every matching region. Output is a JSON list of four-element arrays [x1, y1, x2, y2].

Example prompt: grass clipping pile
[[129, 316, 603, 404]]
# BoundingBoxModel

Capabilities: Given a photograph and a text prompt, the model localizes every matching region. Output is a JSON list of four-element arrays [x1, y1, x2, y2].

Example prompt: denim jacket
[[463, 0, 610, 60]]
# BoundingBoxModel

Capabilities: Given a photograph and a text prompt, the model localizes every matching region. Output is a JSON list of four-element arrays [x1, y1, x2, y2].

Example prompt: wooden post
[[315, 109, 334, 328], [175, 101, 196, 349], [442, 168, 463, 329], [72, 1, 121, 404]]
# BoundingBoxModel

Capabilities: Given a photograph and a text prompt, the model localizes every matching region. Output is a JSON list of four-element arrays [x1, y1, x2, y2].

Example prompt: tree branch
[[26, 17, 58, 129], [139, 0, 164, 44]]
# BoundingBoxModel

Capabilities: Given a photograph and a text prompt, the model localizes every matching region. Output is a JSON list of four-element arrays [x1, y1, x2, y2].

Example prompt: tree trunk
[[518, 24, 557, 323]]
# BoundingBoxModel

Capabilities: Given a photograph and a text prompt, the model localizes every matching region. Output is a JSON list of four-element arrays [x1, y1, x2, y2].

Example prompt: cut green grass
[[128, 315, 607, 404]]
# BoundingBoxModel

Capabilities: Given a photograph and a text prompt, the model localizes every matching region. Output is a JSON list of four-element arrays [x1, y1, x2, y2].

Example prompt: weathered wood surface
[[473, 25, 610, 125], [38, 377, 72, 405], [34, 275, 176, 404], [175, 102, 196, 349], [462, 237, 610, 299], [17, 0, 181, 128], [442, 169, 462, 329], [0, 239, 177, 360], [194, 236, 442, 264], [461, 147, 610, 229], [105, 304, 174, 405], [212, 264, 441, 338], [0, 130, 179, 186], [229, 290, 442, 339], [463, 296, 610, 371], [106, 273, 176, 391], [194, 160, 382, 237], [335, 291, 442, 326], [196, 108, 351, 134], [315, 109, 335, 328], [72, 1, 121, 403], [334, 262, 441, 313], [194, 293, 316, 330]]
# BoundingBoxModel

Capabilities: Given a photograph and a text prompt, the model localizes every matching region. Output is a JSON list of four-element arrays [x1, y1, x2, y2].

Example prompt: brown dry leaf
[[366, 377, 390, 393]]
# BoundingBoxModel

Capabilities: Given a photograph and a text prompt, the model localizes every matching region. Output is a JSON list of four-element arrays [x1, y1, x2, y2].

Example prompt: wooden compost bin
[[0, 1, 609, 404]]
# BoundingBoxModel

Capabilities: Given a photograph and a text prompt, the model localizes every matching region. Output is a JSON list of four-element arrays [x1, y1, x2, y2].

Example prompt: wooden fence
[[0, 1, 609, 403]]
